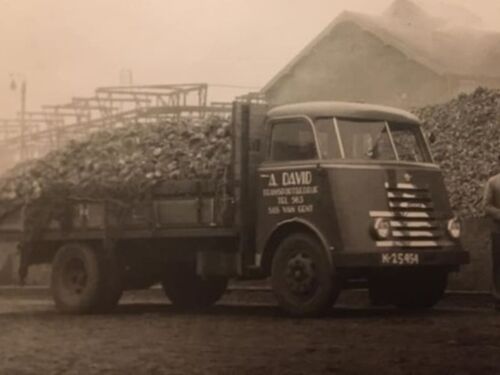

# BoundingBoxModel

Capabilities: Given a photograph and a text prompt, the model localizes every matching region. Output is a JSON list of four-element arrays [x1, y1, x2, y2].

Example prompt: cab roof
[[267, 101, 421, 125]]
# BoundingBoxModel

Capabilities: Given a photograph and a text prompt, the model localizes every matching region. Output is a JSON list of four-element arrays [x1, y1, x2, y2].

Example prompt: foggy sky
[[0, 0, 499, 117]]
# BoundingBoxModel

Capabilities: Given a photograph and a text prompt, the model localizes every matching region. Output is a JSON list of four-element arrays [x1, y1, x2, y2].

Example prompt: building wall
[[265, 21, 456, 109]]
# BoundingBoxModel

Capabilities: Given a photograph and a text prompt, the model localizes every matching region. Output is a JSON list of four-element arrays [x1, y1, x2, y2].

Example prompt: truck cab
[[237, 101, 469, 316]]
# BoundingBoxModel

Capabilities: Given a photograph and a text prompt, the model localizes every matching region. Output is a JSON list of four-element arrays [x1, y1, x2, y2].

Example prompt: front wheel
[[161, 263, 228, 309], [271, 233, 340, 317]]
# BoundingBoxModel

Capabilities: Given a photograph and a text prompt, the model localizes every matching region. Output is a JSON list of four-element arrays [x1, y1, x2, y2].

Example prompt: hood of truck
[[324, 162, 457, 252]]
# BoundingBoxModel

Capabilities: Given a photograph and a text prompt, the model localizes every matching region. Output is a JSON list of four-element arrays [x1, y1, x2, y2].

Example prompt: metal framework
[[0, 83, 232, 170]]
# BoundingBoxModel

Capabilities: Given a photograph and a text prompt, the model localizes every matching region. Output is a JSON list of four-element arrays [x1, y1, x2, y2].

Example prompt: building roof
[[267, 101, 421, 125], [262, 0, 500, 93]]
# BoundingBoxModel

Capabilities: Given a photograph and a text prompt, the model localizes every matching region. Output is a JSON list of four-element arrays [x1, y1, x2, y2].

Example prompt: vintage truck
[[0, 100, 469, 316]]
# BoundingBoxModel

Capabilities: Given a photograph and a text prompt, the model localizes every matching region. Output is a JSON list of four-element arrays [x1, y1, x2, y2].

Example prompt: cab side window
[[270, 120, 317, 161]]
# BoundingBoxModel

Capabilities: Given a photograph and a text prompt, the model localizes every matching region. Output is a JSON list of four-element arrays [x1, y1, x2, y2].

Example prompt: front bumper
[[332, 249, 469, 268]]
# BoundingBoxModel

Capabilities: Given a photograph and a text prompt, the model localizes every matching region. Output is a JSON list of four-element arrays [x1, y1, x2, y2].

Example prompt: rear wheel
[[271, 233, 340, 317], [161, 262, 228, 309], [51, 242, 122, 314]]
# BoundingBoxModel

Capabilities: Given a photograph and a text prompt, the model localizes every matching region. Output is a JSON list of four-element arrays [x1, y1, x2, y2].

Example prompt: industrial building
[[263, 0, 500, 108]]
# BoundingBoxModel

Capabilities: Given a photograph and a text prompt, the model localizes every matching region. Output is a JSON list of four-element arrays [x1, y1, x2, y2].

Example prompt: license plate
[[381, 252, 420, 265]]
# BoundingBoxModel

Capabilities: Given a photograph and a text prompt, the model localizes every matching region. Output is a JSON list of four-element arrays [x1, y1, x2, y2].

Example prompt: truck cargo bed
[[0, 180, 237, 242]]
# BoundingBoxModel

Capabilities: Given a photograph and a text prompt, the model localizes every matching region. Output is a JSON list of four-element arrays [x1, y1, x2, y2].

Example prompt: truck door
[[256, 117, 331, 263]]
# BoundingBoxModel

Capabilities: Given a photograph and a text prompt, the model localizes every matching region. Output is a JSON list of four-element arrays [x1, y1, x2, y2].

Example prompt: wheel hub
[[285, 252, 316, 295], [63, 259, 88, 295]]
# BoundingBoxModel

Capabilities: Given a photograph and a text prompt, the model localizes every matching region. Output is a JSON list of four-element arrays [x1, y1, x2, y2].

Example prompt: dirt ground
[[0, 288, 499, 375]]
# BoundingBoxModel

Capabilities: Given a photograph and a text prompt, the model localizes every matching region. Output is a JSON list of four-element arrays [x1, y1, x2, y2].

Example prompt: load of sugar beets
[[0, 116, 232, 250]]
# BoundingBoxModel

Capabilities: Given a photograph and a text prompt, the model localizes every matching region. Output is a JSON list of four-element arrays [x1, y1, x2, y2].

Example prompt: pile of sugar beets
[[413, 87, 500, 218], [0, 115, 232, 278]]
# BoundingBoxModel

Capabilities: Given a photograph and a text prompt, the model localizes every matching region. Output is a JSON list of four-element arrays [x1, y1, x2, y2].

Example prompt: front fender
[[259, 217, 334, 271]]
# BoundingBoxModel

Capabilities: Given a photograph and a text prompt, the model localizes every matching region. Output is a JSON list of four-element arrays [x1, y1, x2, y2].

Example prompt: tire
[[271, 233, 340, 317], [161, 262, 228, 310], [51, 242, 122, 314], [391, 268, 448, 309]]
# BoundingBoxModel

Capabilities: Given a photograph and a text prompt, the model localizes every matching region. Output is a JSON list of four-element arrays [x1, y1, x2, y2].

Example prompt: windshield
[[315, 118, 431, 163], [387, 122, 430, 163], [337, 120, 396, 160]]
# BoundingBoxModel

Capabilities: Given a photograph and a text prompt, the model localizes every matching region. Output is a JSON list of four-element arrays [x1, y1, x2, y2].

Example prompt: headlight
[[372, 218, 391, 239], [447, 217, 461, 239]]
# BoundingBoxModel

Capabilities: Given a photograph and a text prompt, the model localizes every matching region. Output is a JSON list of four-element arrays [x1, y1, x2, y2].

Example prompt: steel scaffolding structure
[[0, 83, 232, 170]]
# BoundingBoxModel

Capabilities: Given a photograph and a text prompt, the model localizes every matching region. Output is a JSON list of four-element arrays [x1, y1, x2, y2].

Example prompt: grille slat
[[389, 220, 439, 229], [376, 240, 453, 248], [369, 211, 433, 219], [392, 230, 442, 238], [384, 182, 427, 191], [389, 201, 434, 210], [392, 230, 444, 238], [387, 191, 431, 201]]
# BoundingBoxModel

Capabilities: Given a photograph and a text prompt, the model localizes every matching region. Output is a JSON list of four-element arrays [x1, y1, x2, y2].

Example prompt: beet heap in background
[[414, 87, 500, 217]]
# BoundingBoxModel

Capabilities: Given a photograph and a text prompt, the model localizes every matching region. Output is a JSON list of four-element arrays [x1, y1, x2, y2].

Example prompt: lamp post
[[10, 76, 27, 161]]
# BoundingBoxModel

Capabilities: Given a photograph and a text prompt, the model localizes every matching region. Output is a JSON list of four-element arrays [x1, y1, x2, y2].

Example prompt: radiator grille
[[369, 182, 451, 248]]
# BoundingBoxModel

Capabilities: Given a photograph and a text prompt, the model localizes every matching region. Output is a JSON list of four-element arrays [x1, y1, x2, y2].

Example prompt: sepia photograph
[[0, 0, 500, 373]]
